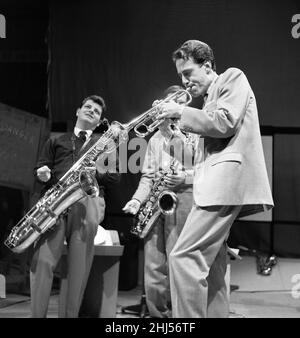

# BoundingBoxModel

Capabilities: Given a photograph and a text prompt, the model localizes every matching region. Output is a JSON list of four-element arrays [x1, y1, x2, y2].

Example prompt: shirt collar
[[74, 127, 93, 139], [206, 73, 219, 97]]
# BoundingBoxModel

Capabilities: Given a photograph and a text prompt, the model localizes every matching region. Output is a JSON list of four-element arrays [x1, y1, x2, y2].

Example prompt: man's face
[[176, 57, 212, 98], [76, 99, 102, 129]]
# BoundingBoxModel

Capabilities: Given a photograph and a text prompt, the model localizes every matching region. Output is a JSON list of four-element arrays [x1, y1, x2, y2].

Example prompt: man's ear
[[76, 108, 80, 117], [204, 61, 213, 74]]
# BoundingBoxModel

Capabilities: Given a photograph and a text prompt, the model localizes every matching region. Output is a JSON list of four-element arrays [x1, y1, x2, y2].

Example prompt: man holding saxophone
[[123, 85, 195, 318], [30, 95, 120, 317]]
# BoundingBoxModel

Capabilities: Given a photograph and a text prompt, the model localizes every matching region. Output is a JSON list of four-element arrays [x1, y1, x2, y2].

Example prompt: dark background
[[1, 0, 300, 290]]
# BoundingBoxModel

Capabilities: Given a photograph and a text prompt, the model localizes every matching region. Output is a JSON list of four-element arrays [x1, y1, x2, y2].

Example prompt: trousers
[[169, 204, 242, 318], [30, 196, 105, 317], [144, 188, 193, 318]]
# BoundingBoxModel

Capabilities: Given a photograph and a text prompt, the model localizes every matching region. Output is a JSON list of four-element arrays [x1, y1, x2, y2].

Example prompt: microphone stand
[[121, 238, 149, 318], [121, 285, 148, 318]]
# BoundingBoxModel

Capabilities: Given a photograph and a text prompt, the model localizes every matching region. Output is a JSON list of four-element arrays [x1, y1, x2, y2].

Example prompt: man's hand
[[37, 165, 51, 182], [85, 160, 97, 176], [164, 171, 186, 189], [122, 199, 141, 215], [157, 101, 183, 120]]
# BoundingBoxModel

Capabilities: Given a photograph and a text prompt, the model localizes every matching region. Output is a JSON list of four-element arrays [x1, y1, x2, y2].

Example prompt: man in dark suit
[[30, 95, 120, 317], [158, 40, 274, 317]]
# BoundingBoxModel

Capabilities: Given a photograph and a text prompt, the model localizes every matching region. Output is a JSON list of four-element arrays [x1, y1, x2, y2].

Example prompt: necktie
[[78, 130, 87, 143]]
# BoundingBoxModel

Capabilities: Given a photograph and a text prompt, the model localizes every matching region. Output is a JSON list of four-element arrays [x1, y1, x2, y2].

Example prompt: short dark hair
[[172, 40, 216, 71], [81, 95, 106, 112]]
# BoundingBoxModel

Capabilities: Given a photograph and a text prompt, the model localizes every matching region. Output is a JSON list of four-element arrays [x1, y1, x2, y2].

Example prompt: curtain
[[48, 0, 300, 256]]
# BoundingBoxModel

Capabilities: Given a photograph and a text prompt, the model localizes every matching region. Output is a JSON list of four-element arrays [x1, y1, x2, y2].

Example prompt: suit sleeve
[[131, 138, 156, 204], [179, 68, 250, 138], [34, 137, 56, 184], [95, 148, 121, 188]]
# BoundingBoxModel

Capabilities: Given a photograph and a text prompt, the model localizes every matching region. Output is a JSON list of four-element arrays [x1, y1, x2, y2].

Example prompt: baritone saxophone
[[130, 158, 178, 239]]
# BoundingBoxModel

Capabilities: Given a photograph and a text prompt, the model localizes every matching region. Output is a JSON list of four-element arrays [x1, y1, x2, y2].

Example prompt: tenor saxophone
[[130, 158, 178, 239], [4, 122, 127, 253]]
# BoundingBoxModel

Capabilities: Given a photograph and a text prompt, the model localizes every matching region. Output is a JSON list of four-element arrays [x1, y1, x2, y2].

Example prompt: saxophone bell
[[130, 158, 179, 239], [158, 190, 178, 215]]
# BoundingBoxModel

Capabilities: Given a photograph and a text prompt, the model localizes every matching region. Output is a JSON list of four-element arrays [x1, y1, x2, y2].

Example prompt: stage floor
[[0, 256, 299, 318]]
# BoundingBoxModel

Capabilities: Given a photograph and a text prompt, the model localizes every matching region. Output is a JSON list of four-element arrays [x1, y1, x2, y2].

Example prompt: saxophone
[[4, 122, 127, 253], [131, 158, 178, 239], [5, 88, 192, 253]]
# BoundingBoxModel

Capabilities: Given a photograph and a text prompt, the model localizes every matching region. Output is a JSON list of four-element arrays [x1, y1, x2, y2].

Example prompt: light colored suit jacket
[[177, 67, 274, 217]]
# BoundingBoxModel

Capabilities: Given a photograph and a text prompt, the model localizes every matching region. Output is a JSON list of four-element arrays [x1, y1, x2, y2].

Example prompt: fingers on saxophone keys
[[85, 166, 96, 171], [164, 179, 172, 187]]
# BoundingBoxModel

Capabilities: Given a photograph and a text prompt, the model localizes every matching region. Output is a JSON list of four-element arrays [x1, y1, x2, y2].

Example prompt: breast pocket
[[210, 152, 242, 166]]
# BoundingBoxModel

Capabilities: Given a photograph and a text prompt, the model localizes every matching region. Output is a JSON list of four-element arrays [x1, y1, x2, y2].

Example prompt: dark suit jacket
[[34, 131, 120, 225]]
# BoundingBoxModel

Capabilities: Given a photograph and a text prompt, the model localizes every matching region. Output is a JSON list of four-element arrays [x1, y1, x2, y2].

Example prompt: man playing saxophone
[[123, 85, 195, 318], [30, 94, 120, 317]]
